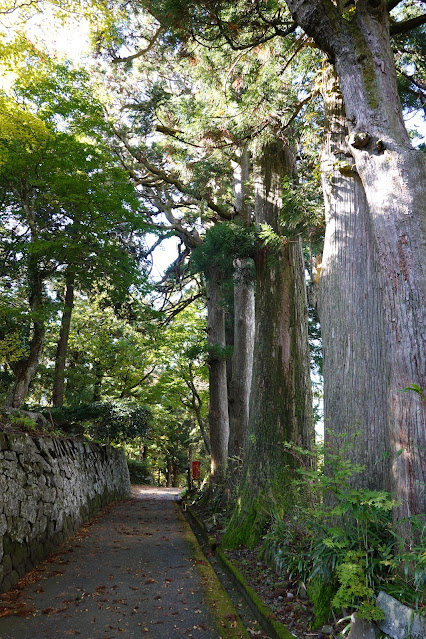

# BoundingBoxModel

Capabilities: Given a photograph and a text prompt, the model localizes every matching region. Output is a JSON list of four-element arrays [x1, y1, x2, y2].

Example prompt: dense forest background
[[0, 0, 425, 625]]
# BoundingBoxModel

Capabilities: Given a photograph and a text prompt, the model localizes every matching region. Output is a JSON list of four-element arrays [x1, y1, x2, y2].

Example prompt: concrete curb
[[176, 504, 251, 639], [182, 504, 294, 639]]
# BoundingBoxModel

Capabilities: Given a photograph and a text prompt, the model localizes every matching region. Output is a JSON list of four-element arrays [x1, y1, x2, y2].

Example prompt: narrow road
[[0, 487, 247, 639]]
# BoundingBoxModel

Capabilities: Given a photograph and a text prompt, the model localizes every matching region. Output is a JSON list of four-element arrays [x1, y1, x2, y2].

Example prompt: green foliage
[[261, 439, 425, 624], [191, 222, 256, 279], [332, 551, 384, 621], [0, 43, 149, 407], [400, 383, 425, 401], [0, 332, 29, 366], [208, 343, 234, 362], [257, 223, 282, 252], [46, 401, 151, 445], [90, 402, 151, 445], [127, 458, 152, 484], [8, 413, 37, 431]]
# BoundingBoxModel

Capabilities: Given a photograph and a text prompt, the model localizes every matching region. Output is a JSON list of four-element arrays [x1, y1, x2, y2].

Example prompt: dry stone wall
[[0, 433, 130, 593]]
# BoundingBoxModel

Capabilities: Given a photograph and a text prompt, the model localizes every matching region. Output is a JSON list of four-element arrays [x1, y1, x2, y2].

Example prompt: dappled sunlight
[[131, 485, 181, 500]]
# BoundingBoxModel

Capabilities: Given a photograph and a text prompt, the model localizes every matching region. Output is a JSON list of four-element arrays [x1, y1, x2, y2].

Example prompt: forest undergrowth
[[186, 440, 425, 639]]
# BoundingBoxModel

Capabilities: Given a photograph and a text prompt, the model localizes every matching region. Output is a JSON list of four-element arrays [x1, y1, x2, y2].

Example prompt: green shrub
[[44, 401, 152, 444], [127, 458, 152, 484], [260, 439, 425, 625], [8, 414, 37, 431]]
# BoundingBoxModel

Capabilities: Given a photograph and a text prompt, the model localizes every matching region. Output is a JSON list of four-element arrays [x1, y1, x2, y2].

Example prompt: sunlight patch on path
[[131, 484, 182, 500]]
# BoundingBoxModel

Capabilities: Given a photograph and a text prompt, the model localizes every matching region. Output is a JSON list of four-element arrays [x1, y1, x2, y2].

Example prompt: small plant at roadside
[[260, 437, 425, 628], [8, 413, 37, 431]]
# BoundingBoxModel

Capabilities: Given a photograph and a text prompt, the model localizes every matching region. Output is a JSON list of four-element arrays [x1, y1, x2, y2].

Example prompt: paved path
[[0, 487, 247, 639]]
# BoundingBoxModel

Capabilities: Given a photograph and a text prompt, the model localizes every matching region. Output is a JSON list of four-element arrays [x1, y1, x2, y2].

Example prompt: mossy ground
[[177, 506, 250, 639], [222, 470, 293, 550], [183, 503, 318, 639]]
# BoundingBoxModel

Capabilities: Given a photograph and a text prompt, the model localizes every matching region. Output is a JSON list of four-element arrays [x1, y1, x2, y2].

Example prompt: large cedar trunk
[[52, 271, 75, 407], [206, 268, 230, 484], [227, 148, 255, 469], [223, 141, 313, 548], [227, 258, 255, 466], [285, 0, 426, 522], [319, 66, 390, 490]]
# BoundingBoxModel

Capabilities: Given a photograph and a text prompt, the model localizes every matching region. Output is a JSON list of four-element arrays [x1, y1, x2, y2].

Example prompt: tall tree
[[205, 268, 230, 483], [224, 140, 314, 548], [0, 52, 145, 407], [228, 149, 255, 470], [148, 0, 426, 526], [227, 257, 255, 468], [283, 0, 426, 523], [318, 65, 390, 489]]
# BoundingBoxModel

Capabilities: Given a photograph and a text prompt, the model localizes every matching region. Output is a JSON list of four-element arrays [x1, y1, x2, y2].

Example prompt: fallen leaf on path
[[41, 606, 69, 614]]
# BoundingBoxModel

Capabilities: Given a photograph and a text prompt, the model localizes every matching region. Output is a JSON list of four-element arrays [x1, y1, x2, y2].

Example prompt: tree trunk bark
[[93, 362, 103, 402], [228, 258, 255, 467], [187, 443, 193, 491], [52, 271, 75, 407], [284, 0, 426, 521], [5, 257, 45, 409], [206, 269, 230, 484], [227, 147, 255, 471], [319, 65, 390, 490], [223, 141, 314, 548], [232, 144, 251, 223]]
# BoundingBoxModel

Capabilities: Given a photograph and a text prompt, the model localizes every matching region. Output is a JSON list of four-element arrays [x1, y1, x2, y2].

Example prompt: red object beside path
[[192, 461, 201, 479]]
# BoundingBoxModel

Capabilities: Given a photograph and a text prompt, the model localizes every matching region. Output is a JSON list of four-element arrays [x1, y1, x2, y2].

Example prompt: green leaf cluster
[[191, 221, 255, 278], [261, 438, 425, 624]]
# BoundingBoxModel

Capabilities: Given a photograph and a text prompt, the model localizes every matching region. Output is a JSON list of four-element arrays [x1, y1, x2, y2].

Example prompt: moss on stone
[[307, 576, 337, 629], [184, 506, 293, 639], [177, 506, 250, 639], [217, 549, 294, 639]]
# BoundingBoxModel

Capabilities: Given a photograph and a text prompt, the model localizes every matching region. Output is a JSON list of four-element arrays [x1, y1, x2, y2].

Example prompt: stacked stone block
[[0, 433, 130, 593]]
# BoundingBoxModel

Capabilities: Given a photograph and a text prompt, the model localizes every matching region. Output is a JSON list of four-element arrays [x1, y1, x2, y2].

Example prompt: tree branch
[[113, 127, 233, 220], [387, 1, 404, 11], [390, 13, 426, 35], [111, 26, 165, 63]]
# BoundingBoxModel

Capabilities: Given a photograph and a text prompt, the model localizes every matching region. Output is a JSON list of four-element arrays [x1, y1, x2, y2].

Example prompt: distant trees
[[0, 49, 147, 408]]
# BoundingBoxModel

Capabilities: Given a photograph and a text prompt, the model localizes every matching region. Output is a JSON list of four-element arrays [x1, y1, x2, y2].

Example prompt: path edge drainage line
[[182, 505, 294, 639], [175, 503, 251, 639]]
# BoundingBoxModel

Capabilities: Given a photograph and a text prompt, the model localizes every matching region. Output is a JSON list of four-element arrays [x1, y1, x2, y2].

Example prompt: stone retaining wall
[[0, 433, 130, 593]]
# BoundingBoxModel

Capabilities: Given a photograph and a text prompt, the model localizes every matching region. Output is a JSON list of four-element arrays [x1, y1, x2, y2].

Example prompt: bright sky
[[6, 10, 180, 278]]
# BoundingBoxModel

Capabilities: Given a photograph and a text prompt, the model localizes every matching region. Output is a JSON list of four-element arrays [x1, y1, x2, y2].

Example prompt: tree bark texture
[[5, 257, 45, 409], [206, 269, 230, 483], [319, 66, 390, 490], [223, 141, 314, 548], [93, 362, 103, 403], [228, 258, 255, 465], [285, 0, 426, 520], [52, 271, 75, 407], [227, 149, 255, 469], [232, 145, 252, 223]]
